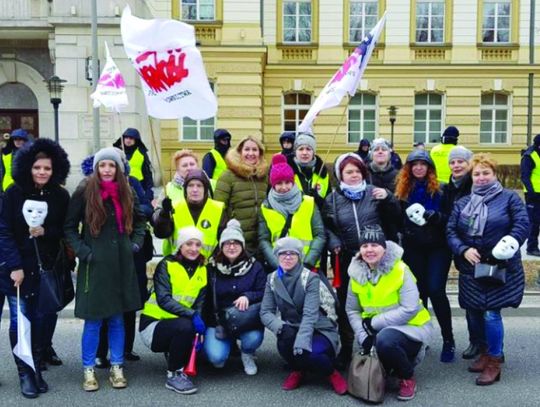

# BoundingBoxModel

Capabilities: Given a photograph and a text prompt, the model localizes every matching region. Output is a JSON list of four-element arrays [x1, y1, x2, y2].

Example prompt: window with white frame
[[283, 1, 312, 43], [181, 83, 215, 140], [283, 92, 311, 132], [415, 0, 445, 43], [414, 93, 443, 144], [181, 0, 215, 21], [349, 1, 378, 43], [482, 0, 511, 43], [480, 93, 509, 143], [348, 93, 377, 143]]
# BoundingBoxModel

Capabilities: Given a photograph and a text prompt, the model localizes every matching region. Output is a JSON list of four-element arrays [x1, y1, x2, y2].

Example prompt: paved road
[[0, 316, 539, 406]]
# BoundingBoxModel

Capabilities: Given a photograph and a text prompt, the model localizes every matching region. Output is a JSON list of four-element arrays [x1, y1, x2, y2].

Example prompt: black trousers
[[332, 250, 355, 358], [376, 329, 422, 380], [150, 317, 196, 372]]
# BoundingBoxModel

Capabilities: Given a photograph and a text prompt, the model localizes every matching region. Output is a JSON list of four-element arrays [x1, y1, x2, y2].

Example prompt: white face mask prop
[[492, 235, 519, 260], [22, 200, 48, 228], [405, 203, 426, 226]]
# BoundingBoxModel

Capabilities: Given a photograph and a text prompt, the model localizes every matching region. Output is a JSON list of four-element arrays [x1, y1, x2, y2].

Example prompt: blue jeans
[[467, 309, 503, 357], [82, 314, 125, 368], [204, 328, 264, 367]]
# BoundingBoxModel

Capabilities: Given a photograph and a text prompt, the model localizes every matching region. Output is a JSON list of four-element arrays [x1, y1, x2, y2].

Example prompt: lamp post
[[388, 105, 398, 146], [45, 75, 66, 143]]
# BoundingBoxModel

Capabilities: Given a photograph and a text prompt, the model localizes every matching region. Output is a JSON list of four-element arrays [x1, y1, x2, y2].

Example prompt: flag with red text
[[298, 13, 386, 134], [121, 6, 217, 120], [90, 42, 129, 111]]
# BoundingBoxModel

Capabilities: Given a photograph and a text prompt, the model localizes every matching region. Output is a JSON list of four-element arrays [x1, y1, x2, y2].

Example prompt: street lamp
[[387, 105, 398, 146], [45, 75, 66, 143]]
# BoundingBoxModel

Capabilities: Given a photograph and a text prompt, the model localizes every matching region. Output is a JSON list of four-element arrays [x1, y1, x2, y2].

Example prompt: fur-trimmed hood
[[348, 240, 404, 285], [225, 136, 268, 179], [12, 138, 70, 189]]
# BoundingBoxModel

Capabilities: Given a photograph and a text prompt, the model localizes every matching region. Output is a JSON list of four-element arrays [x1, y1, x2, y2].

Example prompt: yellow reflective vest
[[142, 260, 207, 320], [350, 260, 431, 327], [209, 149, 227, 182], [165, 182, 185, 207], [523, 150, 540, 193], [430, 143, 455, 183], [261, 195, 318, 265], [1, 152, 14, 192], [162, 198, 224, 258], [129, 148, 145, 181], [294, 172, 329, 200]]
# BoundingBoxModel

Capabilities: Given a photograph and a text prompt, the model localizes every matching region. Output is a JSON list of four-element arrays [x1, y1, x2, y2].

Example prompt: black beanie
[[533, 134, 540, 147], [441, 126, 459, 143], [358, 225, 386, 249]]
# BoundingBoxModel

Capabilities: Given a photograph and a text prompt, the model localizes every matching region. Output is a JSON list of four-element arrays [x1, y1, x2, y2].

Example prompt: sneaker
[[83, 368, 99, 392], [165, 372, 198, 395], [397, 377, 417, 401], [241, 352, 258, 375], [109, 365, 127, 389], [328, 369, 347, 395], [440, 340, 455, 363], [282, 371, 303, 390]]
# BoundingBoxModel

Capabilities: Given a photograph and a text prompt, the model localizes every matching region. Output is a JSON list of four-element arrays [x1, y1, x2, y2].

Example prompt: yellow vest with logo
[[294, 172, 329, 200], [523, 150, 540, 193], [350, 260, 431, 327], [209, 149, 227, 182], [261, 195, 318, 265], [129, 148, 145, 181], [162, 198, 224, 258], [430, 144, 455, 183], [2, 153, 14, 192], [142, 261, 207, 320]]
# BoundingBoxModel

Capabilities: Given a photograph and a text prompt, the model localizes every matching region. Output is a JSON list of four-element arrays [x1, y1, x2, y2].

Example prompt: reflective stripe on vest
[[165, 182, 185, 207], [350, 260, 431, 327], [2, 153, 14, 192], [430, 144, 455, 183], [294, 172, 329, 199], [142, 261, 207, 320], [524, 151, 540, 193], [261, 195, 316, 264], [163, 198, 224, 258], [210, 149, 227, 181], [129, 148, 145, 181]]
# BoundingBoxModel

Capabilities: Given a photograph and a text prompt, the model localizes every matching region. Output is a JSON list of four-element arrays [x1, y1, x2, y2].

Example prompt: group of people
[[0, 124, 530, 403]]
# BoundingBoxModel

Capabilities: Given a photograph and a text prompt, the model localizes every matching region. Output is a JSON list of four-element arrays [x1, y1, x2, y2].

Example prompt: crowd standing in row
[[0, 125, 531, 402]]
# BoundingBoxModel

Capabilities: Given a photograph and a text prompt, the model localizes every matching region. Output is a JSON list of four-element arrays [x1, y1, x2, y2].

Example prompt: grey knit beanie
[[273, 237, 304, 260], [93, 147, 125, 173], [294, 133, 317, 152], [370, 138, 391, 152], [448, 146, 473, 163], [219, 219, 245, 248]]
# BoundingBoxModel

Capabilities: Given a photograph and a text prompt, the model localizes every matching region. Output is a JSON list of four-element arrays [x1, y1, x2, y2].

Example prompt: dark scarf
[[408, 180, 440, 211]]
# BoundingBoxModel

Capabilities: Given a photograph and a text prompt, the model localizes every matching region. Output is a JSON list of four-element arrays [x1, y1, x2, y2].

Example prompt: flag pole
[[147, 116, 165, 189], [115, 111, 125, 153], [319, 95, 351, 176]]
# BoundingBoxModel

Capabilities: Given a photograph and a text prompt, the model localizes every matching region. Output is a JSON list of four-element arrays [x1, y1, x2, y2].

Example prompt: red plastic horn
[[332, 254, 341, 288], [184, 333, 199, 376]]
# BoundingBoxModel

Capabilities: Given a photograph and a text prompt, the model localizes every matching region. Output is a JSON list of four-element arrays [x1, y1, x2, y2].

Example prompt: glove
[[405, 203, 427, 226], [423, 210, 440, 224], [162, 197, 173, 214], [191, 313, 206, 335], [362, 317, 377, 336], [132, 243, 141, 253], [492, 235, 519, 260], [361, 336, 375, 354]]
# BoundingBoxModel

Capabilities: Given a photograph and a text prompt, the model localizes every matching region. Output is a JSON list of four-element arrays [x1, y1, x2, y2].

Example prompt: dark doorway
[[0, 109, 39, 138]]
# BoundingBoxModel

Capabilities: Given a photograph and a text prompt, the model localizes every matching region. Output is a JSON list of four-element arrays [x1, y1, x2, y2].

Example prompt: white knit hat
[[176, 226, 203, 248]]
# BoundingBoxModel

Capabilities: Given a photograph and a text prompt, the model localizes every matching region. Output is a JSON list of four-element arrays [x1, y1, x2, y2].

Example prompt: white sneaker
[[241, 352, 258, 375]]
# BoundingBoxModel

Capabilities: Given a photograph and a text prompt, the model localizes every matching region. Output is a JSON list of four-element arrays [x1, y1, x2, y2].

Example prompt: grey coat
[[260, 265, 340, 355], [346, 241, 434, 350]]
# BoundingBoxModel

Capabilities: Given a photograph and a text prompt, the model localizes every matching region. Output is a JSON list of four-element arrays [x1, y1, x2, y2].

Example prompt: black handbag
[[219, 302, 263, 338], [474, 262, 506, 285], [34, 239, 63, 314]]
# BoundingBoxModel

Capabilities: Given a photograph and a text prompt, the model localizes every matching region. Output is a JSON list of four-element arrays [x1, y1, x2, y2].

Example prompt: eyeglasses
[[223, 240, 241, 247], [278, 251, 298, 258]]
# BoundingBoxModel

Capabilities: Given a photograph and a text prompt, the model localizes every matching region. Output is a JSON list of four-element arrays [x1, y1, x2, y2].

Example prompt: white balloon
[[405, 203, 426, 226], [22, 200, 48, 228], [492, 235, 519, 260]]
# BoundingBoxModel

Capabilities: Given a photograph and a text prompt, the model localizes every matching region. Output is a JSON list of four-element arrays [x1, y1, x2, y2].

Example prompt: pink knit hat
[[269, 154, 294, 187]]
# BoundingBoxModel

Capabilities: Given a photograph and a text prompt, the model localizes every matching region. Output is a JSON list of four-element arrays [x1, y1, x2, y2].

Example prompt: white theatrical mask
[[492, 235, 519, 260], [22, 200, 48, 228], [405, 203, 427, 226]]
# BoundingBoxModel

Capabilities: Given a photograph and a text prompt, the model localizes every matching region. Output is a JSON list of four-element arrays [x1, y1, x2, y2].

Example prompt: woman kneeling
[[139, 227, 207, 394], [346, 226, 434, 402], [260, 237, 347, 394]]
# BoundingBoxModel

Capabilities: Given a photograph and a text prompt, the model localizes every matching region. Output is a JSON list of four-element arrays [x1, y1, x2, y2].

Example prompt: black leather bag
[[474, 262, 506, 285], [219, 302, 263, 338]]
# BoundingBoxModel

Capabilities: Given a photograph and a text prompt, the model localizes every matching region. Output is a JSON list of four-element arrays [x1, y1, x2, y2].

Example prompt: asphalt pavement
[[0, 316, 539, 406]]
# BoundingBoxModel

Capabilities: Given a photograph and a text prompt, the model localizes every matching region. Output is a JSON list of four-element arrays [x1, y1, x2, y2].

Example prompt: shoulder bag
[[348, 347, 386, 404]]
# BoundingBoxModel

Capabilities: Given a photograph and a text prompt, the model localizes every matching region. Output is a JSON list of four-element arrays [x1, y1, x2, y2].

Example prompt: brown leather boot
[[468, 353, 489, 373], [475, 356, 502, 386]]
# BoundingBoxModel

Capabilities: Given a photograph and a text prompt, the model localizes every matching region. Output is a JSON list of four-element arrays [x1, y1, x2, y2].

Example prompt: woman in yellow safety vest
[[346, 225, 434, 402], [259, 153, 325, 271], [139, 226, 207, 395], [159, 150, 201, 207], [1, 128, 29, 193]]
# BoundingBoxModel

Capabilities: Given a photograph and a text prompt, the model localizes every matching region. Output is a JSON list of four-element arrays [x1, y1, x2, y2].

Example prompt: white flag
[[13, 289, 35, 372], [298, 13, 387, 133], [120, 6, 217, 120], [90, 42, 129, 111]]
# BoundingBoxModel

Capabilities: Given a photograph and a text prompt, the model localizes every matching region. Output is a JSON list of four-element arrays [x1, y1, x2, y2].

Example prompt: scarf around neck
[[462, 181, 503, 236], [173, 173, 185, 187], [99, 181, 125, 234], [340, 180, 367, 201], [294, 157, 316, 170], [213, 256, 255, 277], [369, 161, 392, 173], [268, 184, 303, 217], [408, 180, 440, 211]]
